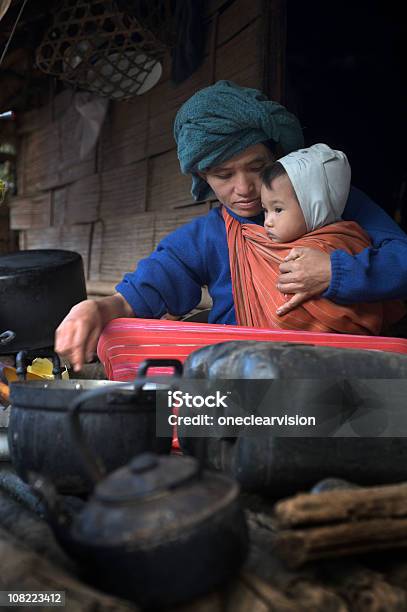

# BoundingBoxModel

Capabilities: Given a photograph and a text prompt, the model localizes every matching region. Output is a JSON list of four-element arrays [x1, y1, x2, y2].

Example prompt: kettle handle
[[138, 359, 211, 478], [16, 349, 63, 381], [0, 330, 16, 345], [68, 359, 183, 485], [137, 358, 209, 478]]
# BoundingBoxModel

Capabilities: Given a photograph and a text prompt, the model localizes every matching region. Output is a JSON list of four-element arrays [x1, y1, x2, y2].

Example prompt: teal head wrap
[[174, 80, 304, 201]]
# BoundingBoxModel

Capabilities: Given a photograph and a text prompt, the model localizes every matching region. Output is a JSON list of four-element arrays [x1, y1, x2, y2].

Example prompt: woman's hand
[[276, 248, 332, 316], [55, 294, 133, 372]]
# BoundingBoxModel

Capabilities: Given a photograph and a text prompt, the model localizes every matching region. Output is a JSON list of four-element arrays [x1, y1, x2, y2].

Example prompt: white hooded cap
[[278, 143, 351, 232]]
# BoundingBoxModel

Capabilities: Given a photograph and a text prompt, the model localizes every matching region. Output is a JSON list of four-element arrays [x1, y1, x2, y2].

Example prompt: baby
[[261, 143, 350, 243], [223, 143, 405, 334]]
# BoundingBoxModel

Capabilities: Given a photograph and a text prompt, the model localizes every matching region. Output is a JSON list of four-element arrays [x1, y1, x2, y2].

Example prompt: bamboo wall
[[9, 0, 281, 296]]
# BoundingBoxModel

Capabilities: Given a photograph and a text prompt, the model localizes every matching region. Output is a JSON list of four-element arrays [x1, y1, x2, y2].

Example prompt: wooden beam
[[261, 0, 287, 103]]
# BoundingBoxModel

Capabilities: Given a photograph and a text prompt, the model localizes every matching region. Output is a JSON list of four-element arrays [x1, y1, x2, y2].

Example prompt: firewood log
[[275, 518, 407, 567], [274, 483, 407, 528]]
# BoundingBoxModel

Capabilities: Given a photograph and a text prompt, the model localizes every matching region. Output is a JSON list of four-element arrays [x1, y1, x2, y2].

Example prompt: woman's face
[[200, 143, 273, 217]]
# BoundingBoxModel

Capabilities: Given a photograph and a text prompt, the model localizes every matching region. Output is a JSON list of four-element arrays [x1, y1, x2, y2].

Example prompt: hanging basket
[[36, 0, 169, 100]]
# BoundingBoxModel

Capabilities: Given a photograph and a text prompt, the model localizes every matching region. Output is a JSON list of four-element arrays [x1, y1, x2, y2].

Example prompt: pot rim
[[8, 380, 167, 412]]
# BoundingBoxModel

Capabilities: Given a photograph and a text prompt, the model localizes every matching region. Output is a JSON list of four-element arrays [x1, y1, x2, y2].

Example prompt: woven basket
[[36, 0, 170, 100]]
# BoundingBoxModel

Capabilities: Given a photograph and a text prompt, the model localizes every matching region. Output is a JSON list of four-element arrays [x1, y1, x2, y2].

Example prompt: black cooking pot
[[8, 353, 180, 494], [180, 341, 407, 497], [0, 249, 87, 353]]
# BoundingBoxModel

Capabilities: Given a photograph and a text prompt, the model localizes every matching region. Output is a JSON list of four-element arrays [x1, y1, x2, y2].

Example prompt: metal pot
[[31, 392, 248, 608], [8, 352, 180, 494], [0, 249, 87, 353], [181, 341, 407, 497]]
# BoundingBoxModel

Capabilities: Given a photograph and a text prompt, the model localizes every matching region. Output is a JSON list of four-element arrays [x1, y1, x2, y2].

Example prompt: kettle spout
[[28, 472, 72, 533]]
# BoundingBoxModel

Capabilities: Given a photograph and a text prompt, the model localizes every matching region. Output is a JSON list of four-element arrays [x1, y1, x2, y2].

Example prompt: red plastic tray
[[98, 318, 407, 382]]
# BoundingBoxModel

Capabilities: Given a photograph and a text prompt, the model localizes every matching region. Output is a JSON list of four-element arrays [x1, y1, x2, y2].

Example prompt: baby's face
[[261, 175, 307, 243]]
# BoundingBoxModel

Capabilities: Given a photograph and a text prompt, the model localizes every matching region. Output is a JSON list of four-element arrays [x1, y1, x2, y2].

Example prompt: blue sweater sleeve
[[116, 216, 208, 317], [324, 186, 407, 304]]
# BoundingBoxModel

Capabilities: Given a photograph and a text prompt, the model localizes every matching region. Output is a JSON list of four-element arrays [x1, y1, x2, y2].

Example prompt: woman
[[55, 80, 407, 371]]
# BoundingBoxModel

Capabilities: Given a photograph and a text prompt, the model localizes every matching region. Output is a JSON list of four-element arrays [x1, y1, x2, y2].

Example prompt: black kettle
[[32, 376, 249, 608]]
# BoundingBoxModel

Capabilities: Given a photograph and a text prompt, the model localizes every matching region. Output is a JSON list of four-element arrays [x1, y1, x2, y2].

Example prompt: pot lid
[[0, 249, 81, 276], [94, 453, 200, 503]]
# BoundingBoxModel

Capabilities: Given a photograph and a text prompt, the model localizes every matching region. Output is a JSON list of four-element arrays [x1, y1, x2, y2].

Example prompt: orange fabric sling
[[222, 207, 405, 335]]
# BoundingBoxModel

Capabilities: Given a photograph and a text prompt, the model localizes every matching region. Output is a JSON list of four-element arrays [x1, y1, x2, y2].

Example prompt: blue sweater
[[117, 186, 407, 325]]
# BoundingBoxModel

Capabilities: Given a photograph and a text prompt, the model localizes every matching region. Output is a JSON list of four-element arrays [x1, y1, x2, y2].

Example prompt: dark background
[[286, 0, 406, 229]]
